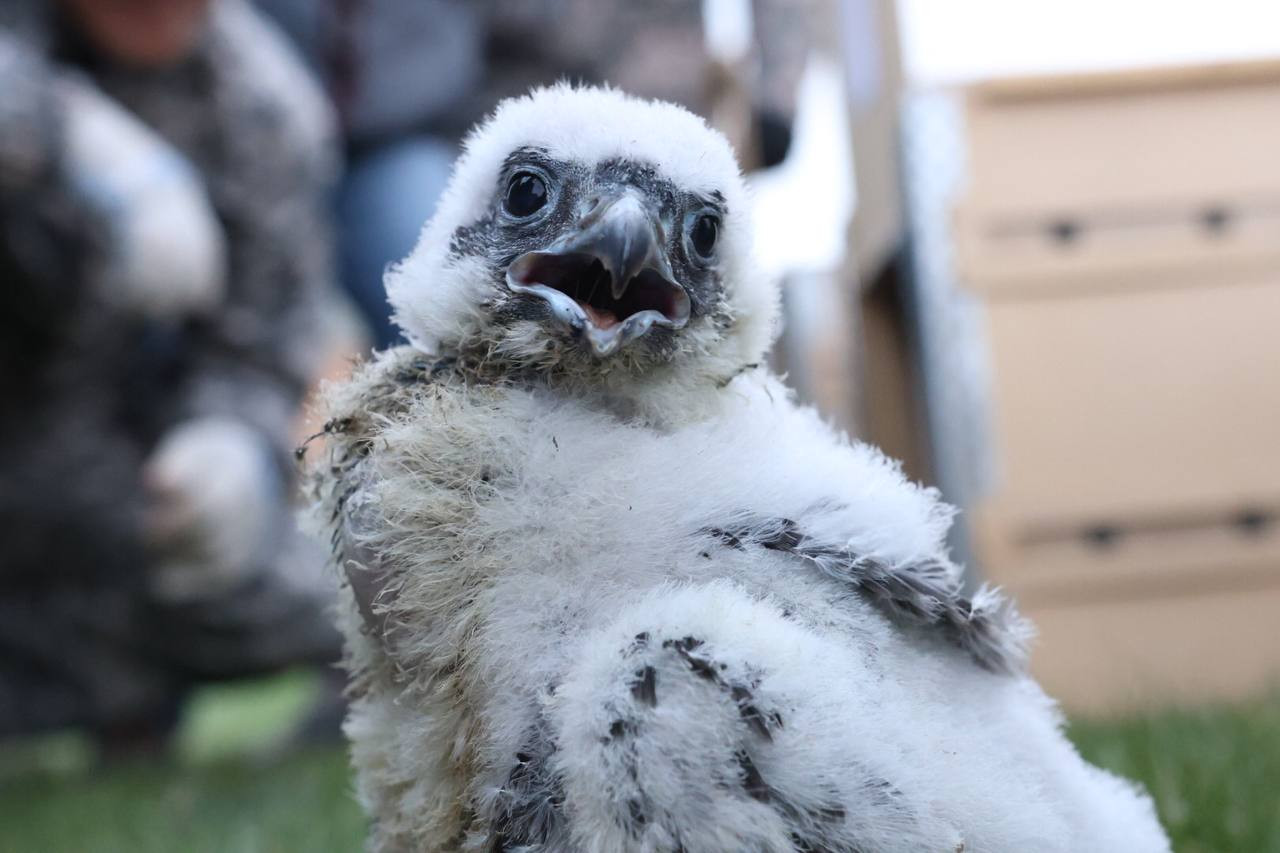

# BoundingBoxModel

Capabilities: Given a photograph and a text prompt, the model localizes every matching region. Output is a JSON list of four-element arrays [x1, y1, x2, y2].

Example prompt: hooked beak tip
[[505, 189, 691, 356]]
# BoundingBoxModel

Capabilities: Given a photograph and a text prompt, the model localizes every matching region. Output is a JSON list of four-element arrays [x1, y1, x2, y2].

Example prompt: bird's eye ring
[[690, 213, 719, 260], [504, 171, 549, 218]]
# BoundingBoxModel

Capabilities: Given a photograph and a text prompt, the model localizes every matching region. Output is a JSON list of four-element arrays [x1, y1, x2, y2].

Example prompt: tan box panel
[[952, 61, 1280, 711], [962, 61, 1280, 219], [981, 274, 1280, 521], [1027, 580, 1280, 715]]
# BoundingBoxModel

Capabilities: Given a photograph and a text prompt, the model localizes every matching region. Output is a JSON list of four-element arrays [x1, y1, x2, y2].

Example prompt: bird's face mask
[[495, 151, 725, 359]]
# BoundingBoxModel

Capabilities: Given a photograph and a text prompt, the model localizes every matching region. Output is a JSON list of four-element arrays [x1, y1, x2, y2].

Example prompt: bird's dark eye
[[690, 214, 719, 259], [505, 171, 548, 218]]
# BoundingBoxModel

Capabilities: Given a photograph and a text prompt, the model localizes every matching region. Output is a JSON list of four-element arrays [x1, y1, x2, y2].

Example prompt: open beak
[[506, 190, 691, 356]]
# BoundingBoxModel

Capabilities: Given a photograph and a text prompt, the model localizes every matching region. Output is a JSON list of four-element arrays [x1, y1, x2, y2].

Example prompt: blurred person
[[254, 0, 479, 349], [256, 0, 811, 349], [460, 0, 809, 163], [0, 0, 342, 746]]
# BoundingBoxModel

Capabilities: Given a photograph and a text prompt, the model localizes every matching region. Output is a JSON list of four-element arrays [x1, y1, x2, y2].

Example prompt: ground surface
[[1, 673, 1276, 852]]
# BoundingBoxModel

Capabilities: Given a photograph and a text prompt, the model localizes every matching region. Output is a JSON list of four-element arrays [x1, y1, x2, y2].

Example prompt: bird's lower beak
[[506, 191, 690, 356]]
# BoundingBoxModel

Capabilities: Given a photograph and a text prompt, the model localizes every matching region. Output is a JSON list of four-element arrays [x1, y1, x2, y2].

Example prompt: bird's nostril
[[578, 195, 609, 227]]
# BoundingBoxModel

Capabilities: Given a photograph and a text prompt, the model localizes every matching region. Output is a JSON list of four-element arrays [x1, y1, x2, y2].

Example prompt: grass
[[1069, 693, 1280, 853], [0, 672, 365, 853], [0, 747, 362, 853], [1, 676, 1277, 852]]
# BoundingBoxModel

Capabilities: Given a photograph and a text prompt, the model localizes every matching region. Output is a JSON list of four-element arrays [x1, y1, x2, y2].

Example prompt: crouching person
[[0, 0, 343, 747]]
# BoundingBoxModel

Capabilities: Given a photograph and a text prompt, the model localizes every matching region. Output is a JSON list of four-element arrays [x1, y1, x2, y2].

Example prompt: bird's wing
[[701, 515, 1032, 674], [302, 350, 457, 652], [333, 462, 399, 645]]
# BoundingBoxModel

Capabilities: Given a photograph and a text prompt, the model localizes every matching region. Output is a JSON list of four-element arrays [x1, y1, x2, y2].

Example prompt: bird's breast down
[[375, 370, 949, 605], [356, 366, 962, 686], [329, 354, 1168, 852]]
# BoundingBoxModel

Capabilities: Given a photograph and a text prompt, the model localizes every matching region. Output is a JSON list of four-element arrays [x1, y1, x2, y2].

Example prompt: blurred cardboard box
[[955, 60, 1280, 713]]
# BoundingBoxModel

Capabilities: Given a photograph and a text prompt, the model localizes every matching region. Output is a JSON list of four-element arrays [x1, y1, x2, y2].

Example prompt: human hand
[[142, 418, 279, 601], [59, 78, 226, 318]]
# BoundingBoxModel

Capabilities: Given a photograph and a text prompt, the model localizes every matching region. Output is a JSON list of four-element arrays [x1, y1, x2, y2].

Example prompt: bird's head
[[388, 85, 777, 387]]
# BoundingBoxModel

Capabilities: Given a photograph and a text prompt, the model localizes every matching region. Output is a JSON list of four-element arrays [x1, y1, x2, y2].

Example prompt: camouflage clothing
[[0, 0, 341, 737]]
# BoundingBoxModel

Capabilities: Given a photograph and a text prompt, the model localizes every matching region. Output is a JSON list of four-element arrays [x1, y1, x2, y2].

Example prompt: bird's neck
[[442, 351, 748, 430]]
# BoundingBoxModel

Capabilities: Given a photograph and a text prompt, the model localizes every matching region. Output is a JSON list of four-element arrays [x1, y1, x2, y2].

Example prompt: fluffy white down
[[311, 84, 1169, 852], [314, 351, 1168, 852]]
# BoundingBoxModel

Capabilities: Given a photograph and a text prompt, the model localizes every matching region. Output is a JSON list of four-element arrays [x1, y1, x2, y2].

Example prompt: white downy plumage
[[307, 84, 1170, 853]]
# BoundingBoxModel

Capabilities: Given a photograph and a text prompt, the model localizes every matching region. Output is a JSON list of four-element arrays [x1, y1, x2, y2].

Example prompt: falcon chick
[[308, 85, 1170, 853]]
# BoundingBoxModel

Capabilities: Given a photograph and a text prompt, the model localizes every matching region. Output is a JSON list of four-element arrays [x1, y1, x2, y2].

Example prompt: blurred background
[[1, 0, 1277, 850]]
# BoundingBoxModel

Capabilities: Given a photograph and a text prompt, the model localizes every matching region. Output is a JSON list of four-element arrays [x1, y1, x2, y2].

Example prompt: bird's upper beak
[[506, 190, 691, 356]]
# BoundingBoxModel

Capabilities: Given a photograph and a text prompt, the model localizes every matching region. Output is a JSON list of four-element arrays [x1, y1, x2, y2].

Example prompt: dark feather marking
[[705, 527, 747, 551], [616, 635, 868, 852], [488, 717, 566, 851], [757, 521, 805, 553], [661, 636, 781, 742], [324, 416, 353, 435], [663, 636, 716, 681], [729, 685, 775, 741], [735, 750, 771, 802], [699, 516, 1030, 674], [733, 749, 868, 853], [630, 665, 657, 706], [791, 833, 841, 853], [626, 799, 647, 828]]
